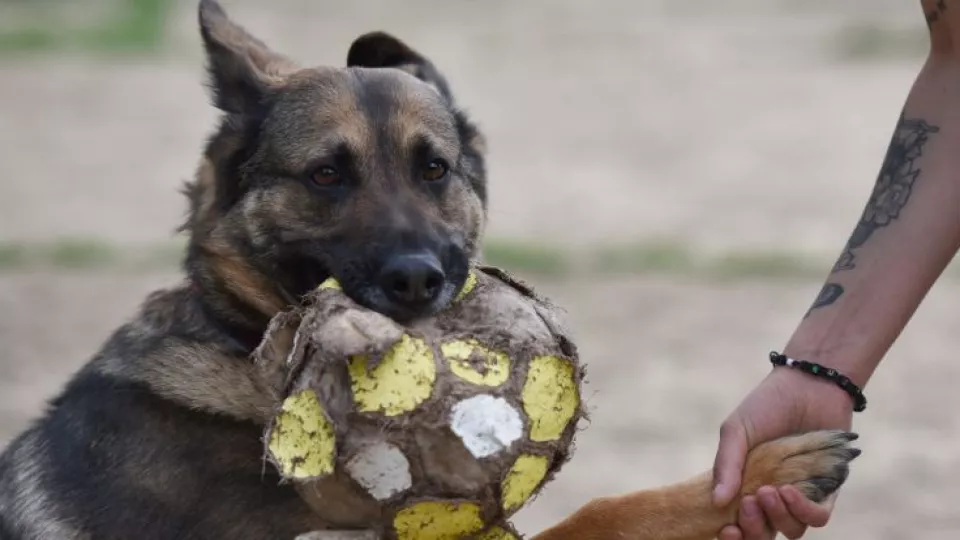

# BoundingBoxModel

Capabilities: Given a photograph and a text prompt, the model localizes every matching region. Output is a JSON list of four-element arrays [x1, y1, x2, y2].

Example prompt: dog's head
[[183, 0, 487, 325]]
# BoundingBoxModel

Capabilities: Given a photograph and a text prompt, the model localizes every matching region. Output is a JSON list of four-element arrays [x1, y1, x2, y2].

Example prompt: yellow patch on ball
[[392, 501, 485, 540], [522, 355, 580, 442], [318, 277, 342, 290], [442, 339, 511, 387], [501, 454, 551, 512], [267, 389, 336, 479], [349, 334, 436, 416], [454, 269, 478, 302]]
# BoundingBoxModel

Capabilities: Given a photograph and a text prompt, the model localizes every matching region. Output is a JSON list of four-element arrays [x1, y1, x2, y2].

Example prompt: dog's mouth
[[278, 248, 468, 324], [349, 271, 466, 324], [357, 243, 471, 323], [278, 253, 332, 302]]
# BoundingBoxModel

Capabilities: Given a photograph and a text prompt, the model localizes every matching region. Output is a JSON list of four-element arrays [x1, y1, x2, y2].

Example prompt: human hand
[[711, 366, 855, 539]]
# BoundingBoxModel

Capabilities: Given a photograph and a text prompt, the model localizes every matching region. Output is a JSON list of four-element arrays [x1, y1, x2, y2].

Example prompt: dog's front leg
[[531, 430, 859, 540]]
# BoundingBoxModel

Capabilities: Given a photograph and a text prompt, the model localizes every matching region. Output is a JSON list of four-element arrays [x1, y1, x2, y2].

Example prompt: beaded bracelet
[[769, 351, 867, 413]]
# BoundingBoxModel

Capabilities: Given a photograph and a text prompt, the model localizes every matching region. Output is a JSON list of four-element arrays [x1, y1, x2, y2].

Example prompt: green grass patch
[[0, 238, 184, 271], [0, 236, 846, 282], [0, 243, 27, 268], [591, 241, 694, 275], [482, 240, 571, 277], [833, 21, 927, 62], [0, 0, 173, 56], [45, 238, 119, 268], [708, 251, 823, 281], [132, 238, 186, 270]]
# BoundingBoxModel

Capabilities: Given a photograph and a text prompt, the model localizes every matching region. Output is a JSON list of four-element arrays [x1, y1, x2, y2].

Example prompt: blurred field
[[2, 0, 959, 538]]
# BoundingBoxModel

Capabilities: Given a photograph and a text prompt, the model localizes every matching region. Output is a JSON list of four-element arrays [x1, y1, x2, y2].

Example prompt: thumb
[[712, 419, 749, 508]]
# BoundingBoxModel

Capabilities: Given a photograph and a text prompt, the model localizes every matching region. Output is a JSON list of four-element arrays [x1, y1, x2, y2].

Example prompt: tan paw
[[741, 430, 861, 503]]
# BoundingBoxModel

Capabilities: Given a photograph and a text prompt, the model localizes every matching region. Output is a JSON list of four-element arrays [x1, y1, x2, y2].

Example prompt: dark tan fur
[[533, 431, 858, 540]]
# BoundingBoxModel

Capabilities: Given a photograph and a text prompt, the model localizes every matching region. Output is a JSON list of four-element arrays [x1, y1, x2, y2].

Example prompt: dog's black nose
[[380, 253, 445, 309]]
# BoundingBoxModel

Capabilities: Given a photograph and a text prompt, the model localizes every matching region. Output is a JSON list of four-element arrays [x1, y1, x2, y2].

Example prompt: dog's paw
[[741, 430, 861, 503]]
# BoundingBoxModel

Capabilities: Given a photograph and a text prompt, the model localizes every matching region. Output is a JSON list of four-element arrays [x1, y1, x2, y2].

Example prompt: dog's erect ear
[[347, 32, 454, 103], [198, 0, 297, 114]]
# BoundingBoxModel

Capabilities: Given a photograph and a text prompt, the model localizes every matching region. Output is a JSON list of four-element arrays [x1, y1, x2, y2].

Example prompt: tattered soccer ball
[[255, 266, 586, 539]]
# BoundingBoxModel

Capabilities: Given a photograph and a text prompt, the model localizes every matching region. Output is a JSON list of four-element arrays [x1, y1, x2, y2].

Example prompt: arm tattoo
[[926, 0, 948, 27], [833, 114, 940, 272], [805, 283, 844, 319], [806, 113, 941, 316]]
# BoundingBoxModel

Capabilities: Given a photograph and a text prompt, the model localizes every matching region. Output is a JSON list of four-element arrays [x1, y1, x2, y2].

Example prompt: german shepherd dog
[[0, 1, 859, 539]]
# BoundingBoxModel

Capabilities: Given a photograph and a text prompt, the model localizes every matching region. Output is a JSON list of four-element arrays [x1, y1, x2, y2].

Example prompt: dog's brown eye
[[423, 159, 449, 182], [312, 166, 341, 186]]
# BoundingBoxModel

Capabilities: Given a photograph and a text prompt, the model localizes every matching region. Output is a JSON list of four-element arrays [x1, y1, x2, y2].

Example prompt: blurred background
[[1, 0, 957, 538]]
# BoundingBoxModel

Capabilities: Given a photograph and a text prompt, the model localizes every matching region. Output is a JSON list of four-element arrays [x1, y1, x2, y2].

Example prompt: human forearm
[[711, 6, 960, 538], [785, 55, 960, 388]]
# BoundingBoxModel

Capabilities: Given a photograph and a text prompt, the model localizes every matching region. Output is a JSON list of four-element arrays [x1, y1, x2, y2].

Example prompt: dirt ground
[[2, 0, 959, 538]]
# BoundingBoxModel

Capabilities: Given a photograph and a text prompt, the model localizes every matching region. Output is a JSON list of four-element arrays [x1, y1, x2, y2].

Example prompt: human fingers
[[756, 486, 808, 539], [712, 418, 750, 507], [739, 495, 776, 540], [779, 485, 836, 528]]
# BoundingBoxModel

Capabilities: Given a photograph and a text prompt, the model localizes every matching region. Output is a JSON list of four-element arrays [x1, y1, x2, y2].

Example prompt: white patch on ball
[[345, 442, 412, 501], [450, 394, 524, 458]]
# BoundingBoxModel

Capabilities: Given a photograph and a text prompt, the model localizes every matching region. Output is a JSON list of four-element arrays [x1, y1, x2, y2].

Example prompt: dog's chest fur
[[0, 286, 325, 540]]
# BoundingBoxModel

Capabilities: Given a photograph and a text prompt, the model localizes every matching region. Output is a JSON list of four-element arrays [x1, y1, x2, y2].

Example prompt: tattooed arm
[[786, 1, 960, 405], [793, 0, 960, 384], [795, 108, 952, 384], [711, 2, 960, 539]]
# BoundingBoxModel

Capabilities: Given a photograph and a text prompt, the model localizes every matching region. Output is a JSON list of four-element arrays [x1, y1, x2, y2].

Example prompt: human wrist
[[770, 351, 867, 413], [779, 342, 876, 390], [765, 367, 854, 428]]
